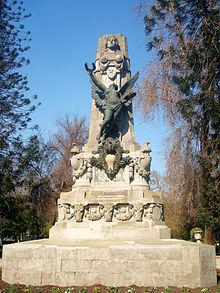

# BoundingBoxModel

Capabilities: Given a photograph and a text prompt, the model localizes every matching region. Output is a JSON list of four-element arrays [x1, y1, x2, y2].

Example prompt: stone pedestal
[[49, 158, 171, 243], [2, 239, 217, 288]]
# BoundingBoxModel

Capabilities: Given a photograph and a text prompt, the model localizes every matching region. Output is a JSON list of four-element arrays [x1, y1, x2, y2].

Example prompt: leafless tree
[[49, 113, 88, 191]]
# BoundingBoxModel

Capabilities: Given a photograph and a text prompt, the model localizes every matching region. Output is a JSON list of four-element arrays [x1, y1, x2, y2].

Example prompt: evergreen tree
[[0, 0, 38, 197], [0, 194, 43, 242], [140, 0, 220, 243], [0, 0, 41, 241]]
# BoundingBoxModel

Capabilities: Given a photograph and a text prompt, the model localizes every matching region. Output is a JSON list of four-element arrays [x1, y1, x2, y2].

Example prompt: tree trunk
[[204, 227, 215, 245]]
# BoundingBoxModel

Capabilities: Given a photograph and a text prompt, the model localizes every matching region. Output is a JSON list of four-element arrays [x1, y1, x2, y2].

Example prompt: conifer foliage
[[0, 0, 40, 241], [0, 0, 38, 193], [0, 0, 37, 144]]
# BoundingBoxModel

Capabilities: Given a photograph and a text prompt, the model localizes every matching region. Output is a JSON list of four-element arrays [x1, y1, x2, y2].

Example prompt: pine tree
[[0, 0, 38, 197], [0, 0, 40, 241]]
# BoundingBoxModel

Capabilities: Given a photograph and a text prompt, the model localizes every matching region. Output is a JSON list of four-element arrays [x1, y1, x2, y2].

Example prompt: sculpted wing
[[92, 84, 107, 111], [119, 72, 139, 104], [122, 93, 136, 106], [85, 63, 107, 111]]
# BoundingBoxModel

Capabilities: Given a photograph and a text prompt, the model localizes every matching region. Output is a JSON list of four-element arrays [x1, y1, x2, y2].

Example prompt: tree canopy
[[137, 0, 220, 243], [0, 0, 41, 242], [0, 0, 39, 197]]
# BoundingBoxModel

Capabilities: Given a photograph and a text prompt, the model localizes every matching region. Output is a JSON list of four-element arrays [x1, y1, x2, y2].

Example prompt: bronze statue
[[85, 63, 139, 142]]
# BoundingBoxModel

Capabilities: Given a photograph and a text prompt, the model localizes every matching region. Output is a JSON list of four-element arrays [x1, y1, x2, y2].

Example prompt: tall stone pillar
[[84, 34, 139, 152]]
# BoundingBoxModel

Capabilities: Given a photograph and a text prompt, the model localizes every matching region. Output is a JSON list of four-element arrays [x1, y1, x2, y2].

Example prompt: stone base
[[54, 187, 169, 242], [50, 222, 170, 241], [2, 239, 217, 288]]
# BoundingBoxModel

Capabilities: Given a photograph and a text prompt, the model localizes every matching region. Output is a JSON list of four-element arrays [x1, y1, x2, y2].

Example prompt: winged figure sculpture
[[85, 63, 139, 142]]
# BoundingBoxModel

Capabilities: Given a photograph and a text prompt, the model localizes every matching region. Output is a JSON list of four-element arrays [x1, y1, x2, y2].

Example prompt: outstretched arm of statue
[[85, 62, 95, 74], [85, 62, 107, 92]]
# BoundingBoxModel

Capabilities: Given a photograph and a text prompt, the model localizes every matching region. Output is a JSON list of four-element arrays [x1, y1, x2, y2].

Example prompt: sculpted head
[[106, 37, 120, 51]]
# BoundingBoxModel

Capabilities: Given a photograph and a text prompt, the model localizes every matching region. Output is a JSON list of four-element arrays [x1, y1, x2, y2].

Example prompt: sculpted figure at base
[[85, 63, 139, 142]]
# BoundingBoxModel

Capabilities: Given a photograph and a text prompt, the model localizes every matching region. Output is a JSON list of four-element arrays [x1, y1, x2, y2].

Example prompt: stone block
[[2, 243, 35, 258], [57, 246, 110, 261], [74, 272, 139, 287], [159, 261, 183, 274], [200, 270, 217, 287], [2, 257, 13, 270], [200, 245, 216, 271], [175, 273, 200, 288], [32, 245, 57, 259], [2, 268, 18, 285], [4, 269, 42, 286], [61, 259, 92, 272], [54, 272, 76, 287], [91, 259, 148, 274], [3, 256, 60, 273], [18, 269, 42, 286], [41, 272, 56, 286]]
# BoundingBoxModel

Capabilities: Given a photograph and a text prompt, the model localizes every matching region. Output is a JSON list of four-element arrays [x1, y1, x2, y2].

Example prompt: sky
[[22, 0, 169, 174]]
